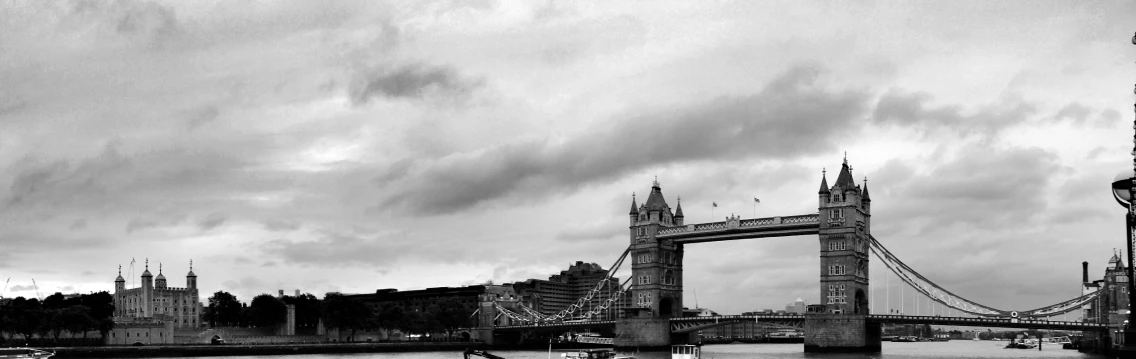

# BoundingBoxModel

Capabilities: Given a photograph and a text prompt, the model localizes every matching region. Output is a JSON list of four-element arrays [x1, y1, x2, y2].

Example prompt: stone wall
[[803, 314, 880, 353], [613, 318, 670, 349]]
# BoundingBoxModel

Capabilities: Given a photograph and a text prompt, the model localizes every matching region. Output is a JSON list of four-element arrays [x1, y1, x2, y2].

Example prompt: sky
[[0, 0, 1134, 317]]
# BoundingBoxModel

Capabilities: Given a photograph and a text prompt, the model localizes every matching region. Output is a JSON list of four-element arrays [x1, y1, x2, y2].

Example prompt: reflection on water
[[162, 341, 1108, 359]]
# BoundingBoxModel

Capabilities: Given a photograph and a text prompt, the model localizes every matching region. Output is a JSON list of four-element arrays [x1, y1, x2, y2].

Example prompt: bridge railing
[[656, 214, 820, 236], [866, 315, 1108, 328]]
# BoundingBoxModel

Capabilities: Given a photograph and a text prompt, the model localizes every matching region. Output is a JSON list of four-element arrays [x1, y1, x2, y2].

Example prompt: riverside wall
[[49, 342, 482, 358]]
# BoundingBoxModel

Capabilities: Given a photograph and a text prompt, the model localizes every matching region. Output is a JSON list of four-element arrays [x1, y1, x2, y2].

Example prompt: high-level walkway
[[493, 314, 1109, 333]]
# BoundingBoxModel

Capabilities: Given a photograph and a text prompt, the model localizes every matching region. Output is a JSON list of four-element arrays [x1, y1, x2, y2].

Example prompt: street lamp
[[1113, 31, 1136, 346]]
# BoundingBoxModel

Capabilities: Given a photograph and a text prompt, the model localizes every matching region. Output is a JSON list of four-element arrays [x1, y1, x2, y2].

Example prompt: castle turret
[[187, 260, 197, 289], [155, 263, 167, 289], [115, 265, 125, 293], [141, 259, 154, 317], [817, 156, 871, 315]]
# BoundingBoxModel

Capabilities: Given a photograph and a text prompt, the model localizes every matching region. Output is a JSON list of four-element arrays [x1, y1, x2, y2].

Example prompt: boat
[[1041, 336, 1073, 346], [670, 344, 700, 359], [891, 336, 917, 342], [1004, 340, 1037, 349], [560, 349, 619, 359], [0, 348, 54, 359]]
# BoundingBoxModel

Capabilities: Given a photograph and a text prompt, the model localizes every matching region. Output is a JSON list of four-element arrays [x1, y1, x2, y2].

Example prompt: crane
[[32, 278, 42, 301], [1, 277, 8, 299]]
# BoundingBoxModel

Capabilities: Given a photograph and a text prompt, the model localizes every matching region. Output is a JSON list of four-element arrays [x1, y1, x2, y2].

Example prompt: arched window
[[663, 270, 675, 285]]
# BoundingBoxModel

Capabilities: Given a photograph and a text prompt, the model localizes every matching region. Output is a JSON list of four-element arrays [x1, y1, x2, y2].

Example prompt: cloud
[[556, 217, 625, 242], [197, 212, 228, 231], [375, 65, 873, 215], [262, 219, 301, 232], [871, 90, 1036, 137], [350, 63, 484, 103], [872, 146, 1061, 234], [9, 285, 35, 292], [259, 228, 440, 268]]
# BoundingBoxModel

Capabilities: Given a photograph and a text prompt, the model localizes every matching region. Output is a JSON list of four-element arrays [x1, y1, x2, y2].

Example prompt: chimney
[[1083, 261, 1089, 283]]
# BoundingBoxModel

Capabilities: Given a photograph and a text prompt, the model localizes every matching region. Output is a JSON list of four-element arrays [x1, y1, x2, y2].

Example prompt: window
[[663, 270, 675, 285], [827, 284, 847, 304], [828, 265, 846, 275], [828, 241, 845, 251], [636, 227, 647, 237], [833, 194, 841, 202], [637, 292, 653, 307], [638, 275, 651, 285], [638, 252, 651, 263], [829, 209, 844, 219]]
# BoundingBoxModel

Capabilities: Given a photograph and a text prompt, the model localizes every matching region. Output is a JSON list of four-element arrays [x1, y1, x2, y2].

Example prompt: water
[[160, 341, 1108, 359]]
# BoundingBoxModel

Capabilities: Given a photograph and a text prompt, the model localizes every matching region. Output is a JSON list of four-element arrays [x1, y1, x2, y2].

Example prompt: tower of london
[[114, 259, 203, 328]]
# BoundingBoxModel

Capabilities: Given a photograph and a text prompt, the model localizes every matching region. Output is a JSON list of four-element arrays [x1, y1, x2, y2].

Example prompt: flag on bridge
[[712, 202, 718, 207], [754, 197, 760, 203]]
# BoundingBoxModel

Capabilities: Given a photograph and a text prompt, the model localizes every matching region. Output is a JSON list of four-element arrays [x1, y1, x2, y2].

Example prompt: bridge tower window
[[638, 275, 651, 285], [829, 208, 844, 219], [663, 270, 675, 285], [828, 241, 846, 251]]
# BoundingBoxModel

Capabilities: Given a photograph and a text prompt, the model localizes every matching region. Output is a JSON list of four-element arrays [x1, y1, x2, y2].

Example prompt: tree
[[249, 294, 287, 328], [376, 304, 405, 340], [400, 310, 428, 341], [322, 293, 373, 341], [430, 298, 472, 339], [207, 291, 243, 327], [45, 309, 66, 343], [41, 293, 66, 311], [62, 306, 95, 340], [8, 298, 43, 343], [282, 293, 322, 329]]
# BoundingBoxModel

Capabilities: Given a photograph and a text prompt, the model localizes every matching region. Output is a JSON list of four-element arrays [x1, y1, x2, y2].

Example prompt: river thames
[[159, 342, 1107, 359]]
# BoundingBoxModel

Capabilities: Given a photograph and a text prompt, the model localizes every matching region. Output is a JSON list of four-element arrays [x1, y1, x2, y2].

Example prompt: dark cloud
[[1054, 102, 1092, 124], [376, 65, 873, 215], [871, 146, 1061, 234], [197, 212, 228, 231], [9, 285, 35, 292], [260, 229, 438, 268], [186, 106, 221, 130], [555, 218, 625, 242], [69, 219, 87, 231], [871, 90, 1035, 137], [350, 63, 483, 103], [263, 219, 301, 232], [233, 256, 254, 265]]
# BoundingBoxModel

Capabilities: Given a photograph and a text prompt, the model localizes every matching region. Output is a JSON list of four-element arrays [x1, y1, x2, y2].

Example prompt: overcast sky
[[1, 0, 1134, 316]]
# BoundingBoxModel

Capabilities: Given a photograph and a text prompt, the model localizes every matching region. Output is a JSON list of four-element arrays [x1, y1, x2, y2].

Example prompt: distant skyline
[[1, 1, 1134, 315]]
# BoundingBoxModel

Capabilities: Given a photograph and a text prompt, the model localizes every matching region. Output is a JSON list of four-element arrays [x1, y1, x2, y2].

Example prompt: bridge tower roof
[[833, 156, 857, 190], [629, 193, 638, 215], [862, 177, 871, 201], [818, 169, 830, 194], [674, 197, 684, 218], [643, 178, 669, 211]]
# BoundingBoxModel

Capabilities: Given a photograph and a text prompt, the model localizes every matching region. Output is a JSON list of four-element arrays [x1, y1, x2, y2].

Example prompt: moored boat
[[0, 348, 54, 359], [670, 344, 700, 359]]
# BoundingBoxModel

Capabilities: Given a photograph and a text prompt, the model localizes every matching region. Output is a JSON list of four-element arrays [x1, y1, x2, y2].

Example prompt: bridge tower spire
[[806, 156, 879, 352]]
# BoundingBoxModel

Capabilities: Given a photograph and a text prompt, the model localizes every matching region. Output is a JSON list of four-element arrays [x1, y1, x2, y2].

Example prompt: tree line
[[0, 292, 116, 345], [206, 291, 473, 341]]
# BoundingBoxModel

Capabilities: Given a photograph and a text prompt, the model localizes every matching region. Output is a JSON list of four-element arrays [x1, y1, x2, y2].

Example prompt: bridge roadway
[[655, 214, 821, 244], [492, 314, 1109, 333]]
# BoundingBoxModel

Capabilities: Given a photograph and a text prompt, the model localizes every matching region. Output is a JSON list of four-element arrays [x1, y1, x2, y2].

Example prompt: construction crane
[[1, 277, 8, 299], [32, 278, 42, 301]]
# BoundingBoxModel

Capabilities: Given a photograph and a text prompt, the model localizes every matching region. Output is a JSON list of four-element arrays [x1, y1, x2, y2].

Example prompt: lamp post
[[1112, 31, 1136, 347]]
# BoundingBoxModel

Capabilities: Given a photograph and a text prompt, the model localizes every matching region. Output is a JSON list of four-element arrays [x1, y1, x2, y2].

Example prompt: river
[[157, 341, 1107, 359]]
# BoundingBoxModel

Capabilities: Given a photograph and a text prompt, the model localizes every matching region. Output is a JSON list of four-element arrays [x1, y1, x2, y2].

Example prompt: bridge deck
[[490, 315, 1108, 333], [656, 214, 821, 244]]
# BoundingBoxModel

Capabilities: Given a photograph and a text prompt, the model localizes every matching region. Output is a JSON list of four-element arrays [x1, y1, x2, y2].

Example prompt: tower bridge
[[472, 157, 1104, 353]]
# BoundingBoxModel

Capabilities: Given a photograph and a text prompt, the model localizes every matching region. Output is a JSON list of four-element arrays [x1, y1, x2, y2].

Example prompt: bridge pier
[[614, 318, 671, 350], [803, 314, 880, 353]]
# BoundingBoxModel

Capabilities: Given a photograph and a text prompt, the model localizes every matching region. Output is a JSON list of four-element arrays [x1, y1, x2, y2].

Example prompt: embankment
[[50, 342, 483, 358]]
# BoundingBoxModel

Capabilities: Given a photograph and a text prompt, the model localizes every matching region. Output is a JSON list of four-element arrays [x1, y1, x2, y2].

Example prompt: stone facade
[[626, 179, 684, 319], [803, 314, 880, 352], [613, 318, 671, 348], [114, 260, 203, 329], [105, 318, 175, 345], [816, 158, 871, 315]]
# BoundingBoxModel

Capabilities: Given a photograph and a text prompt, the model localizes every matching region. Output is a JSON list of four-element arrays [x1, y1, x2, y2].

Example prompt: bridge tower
[[805, 157, 880, 352], [615, 179, 683, 349]]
